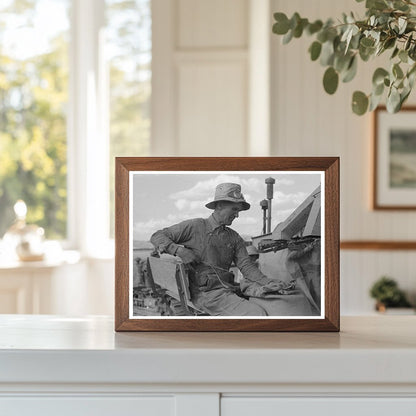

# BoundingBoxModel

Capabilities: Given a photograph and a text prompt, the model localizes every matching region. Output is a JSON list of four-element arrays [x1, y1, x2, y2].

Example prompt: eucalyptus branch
[[272, 0, 416, 115]]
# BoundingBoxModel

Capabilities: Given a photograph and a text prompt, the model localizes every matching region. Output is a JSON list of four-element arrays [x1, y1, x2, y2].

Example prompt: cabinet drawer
[[0, 396, 174, 416], [221, 397, 416, 416]]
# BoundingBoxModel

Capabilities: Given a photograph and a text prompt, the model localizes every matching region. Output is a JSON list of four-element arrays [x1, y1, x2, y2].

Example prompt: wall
[[271, 0, 416, 313], [152, 0, 254, 156]]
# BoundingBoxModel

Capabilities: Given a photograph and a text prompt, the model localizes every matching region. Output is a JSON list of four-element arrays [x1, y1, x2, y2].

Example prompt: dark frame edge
[[325, 157, 340, 332], [115, 158, 130, 331], [114, 157, 340, 332]]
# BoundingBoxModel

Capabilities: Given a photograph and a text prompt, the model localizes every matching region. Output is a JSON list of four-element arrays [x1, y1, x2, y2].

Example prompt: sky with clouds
[[132, 172, 322, 242]]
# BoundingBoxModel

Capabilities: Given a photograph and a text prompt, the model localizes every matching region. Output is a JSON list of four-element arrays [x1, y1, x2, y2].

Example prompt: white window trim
[[68, 0, 112, 258]]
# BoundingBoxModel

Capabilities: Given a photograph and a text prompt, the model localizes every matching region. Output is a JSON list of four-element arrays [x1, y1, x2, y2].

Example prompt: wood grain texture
[[114, 157, 340, 332], [115, 159, 130, 330], [325, 157, 340, 331], [341, 241, 416, 250], [373, 106, 416, 210]]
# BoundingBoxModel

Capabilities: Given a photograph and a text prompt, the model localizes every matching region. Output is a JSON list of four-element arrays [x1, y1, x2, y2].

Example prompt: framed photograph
[[115, 157, 339, 331], [374, 106, 416, 209]]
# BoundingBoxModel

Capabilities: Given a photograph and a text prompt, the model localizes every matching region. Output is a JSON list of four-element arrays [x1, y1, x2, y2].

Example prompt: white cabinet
[[222, 398, 416, 416], [0, 261, 85, 314], [0, 255, 114, 315], [1, 397, 175, 416], [0, 316, 415, 415]]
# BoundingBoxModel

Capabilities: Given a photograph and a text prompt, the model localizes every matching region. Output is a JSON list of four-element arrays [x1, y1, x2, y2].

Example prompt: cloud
[[170, 175, 268, 199], [169, 175, 267, 216], [171, 174, 242, 200], [174, 198, 211, 212], [276, 178, 295, 186], [133, 213, 190, 241], [274, 191, 309, 207]]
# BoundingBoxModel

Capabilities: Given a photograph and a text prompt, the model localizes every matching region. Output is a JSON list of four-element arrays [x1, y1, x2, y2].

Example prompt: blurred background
[[0, 0, 415, 316]]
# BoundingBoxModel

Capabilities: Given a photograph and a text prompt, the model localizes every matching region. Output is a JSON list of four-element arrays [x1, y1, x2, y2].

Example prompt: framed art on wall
[[374, 106, 416, 210], [115, 157, 339, 331]]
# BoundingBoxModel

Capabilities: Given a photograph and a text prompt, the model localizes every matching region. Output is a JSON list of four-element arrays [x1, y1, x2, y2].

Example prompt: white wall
[[152, 0, 251, 156]]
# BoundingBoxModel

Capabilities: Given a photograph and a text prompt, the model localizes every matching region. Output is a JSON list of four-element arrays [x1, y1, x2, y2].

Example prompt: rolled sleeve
[[150, 219, 196, 255]]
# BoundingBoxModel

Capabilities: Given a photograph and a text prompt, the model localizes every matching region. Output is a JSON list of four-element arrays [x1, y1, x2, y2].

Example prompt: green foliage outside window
[[0, 0, 151, 240], [0, 1, 69, 238], [107, 0, 151, 237]]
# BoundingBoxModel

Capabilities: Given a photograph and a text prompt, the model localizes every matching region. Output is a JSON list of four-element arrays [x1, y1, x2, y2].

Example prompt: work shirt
[[150, 215, 269, 285]]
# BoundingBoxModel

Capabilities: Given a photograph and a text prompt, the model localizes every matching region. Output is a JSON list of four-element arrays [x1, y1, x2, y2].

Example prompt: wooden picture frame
[[115, 157, 339, 331], [373, 106, 416, 210]]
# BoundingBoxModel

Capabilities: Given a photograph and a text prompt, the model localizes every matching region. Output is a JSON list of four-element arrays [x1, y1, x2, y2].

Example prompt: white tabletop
[[0, 315, 415, 386]]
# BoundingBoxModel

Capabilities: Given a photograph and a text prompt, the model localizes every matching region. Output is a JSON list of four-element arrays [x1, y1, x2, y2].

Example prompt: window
[[0, 0, 70, 239], [106, 0, 151, 237], [0, 0, 151, 253]]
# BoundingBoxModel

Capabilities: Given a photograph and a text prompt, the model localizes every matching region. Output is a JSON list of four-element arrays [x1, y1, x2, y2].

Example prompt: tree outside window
[[0, 0, 151, 243]]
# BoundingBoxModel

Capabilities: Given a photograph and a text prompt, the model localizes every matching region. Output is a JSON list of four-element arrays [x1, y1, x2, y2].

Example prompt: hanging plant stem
[[272, 0, 416, 114]]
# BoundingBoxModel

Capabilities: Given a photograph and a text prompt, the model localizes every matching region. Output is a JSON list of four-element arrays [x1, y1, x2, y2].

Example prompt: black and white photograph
[[129, 171, 324, 319]]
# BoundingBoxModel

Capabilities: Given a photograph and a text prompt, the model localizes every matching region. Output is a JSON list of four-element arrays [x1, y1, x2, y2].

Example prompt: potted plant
[[369, 276, 413, 312]]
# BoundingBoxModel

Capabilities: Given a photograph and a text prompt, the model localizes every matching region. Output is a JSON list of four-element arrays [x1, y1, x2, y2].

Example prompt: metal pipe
[[265, 177, 275, 234], [260, 199, 268, 235]]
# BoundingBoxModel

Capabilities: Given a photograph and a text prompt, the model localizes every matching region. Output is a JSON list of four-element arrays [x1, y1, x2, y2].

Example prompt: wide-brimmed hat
[[205, 183, 250, 210]]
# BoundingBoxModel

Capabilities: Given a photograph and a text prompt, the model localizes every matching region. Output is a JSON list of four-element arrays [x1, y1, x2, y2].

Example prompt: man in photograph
[[150, 182, 296, 316]]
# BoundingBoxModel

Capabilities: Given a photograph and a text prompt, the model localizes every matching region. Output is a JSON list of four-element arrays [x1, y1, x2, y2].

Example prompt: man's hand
[[176, 247, 198, 264], [263, 279, 296, 294]]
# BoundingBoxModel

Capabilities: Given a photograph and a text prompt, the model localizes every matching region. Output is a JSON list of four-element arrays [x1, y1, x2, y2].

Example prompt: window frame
[[67, 0, 111, 257]]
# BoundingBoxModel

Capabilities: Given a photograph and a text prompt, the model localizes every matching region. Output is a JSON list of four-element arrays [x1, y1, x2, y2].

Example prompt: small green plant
[[272, 0, 416, 115], [369, 276, 411, 308]]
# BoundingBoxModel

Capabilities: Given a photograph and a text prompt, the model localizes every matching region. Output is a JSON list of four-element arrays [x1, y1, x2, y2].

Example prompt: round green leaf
[[409, 45, 416, 61], [360, 37, 375, 48], [405, 34, 413, 51], [307, 20, 323, 35], [400, 88, 411, 107], [290, 12, 301, 30], [309, 41, 322, 61], [393, 0, 409, 11], [369, 92, 383, 112], [393, 63, 404, 79], [334, 52, 352, 73], [342, 56, 357, 83], [273, 13, 290, 35], [408, 70, 416, 88], [399, 50, 408, 63], [387, 87, 401, 113], [408, 63, 416, 78], [384, 37, 396, 50], [293, 18, 308, 38], [352, 91, 369, 115], [323, 67, 339, 95], [320, 41, 335, 66], [373, 82, 385, 96], [317, 30, 328, 43], [367, 0, 388, 11], [359, 44, 375, 62], [391, 47, 399, 59], [372, 68, 389, 86], [282, 29, 293, 44]]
